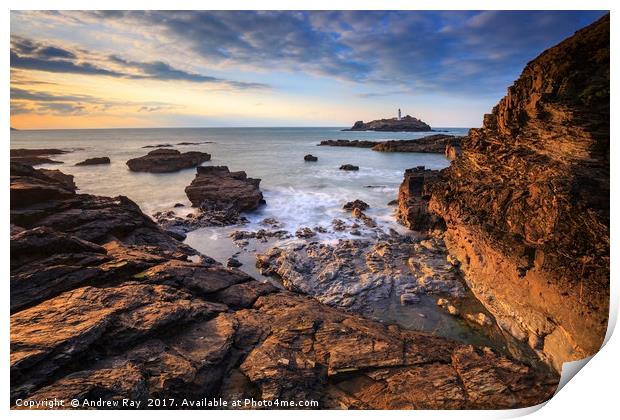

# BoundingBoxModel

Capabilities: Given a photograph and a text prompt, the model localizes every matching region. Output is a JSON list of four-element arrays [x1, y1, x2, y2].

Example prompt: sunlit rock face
[[425, 15, 609, 371]]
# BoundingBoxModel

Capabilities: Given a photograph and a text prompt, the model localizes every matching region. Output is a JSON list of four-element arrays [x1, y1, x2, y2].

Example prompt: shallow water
[[11, 127, 544, 361]]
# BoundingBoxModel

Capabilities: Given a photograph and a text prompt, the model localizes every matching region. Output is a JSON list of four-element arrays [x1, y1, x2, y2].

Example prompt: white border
[[4, 1, 617, 419]]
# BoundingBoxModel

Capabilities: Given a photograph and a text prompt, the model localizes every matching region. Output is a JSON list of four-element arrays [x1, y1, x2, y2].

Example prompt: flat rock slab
[[126, 148, 210, 173]]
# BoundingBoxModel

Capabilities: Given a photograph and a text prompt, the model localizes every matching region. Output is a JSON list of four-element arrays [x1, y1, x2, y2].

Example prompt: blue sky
[[10, 10, 607, 129]]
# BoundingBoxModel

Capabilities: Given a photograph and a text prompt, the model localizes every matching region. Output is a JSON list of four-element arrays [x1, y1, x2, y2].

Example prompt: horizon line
[[11, 125, 472, 131]]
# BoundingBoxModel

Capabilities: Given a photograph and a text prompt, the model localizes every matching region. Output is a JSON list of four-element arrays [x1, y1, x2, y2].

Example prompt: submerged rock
[[343, 199, 369, 211], [126, 148, 210, 173], [304, 154, 318, 161], [319, 139, 377, 148], [339, 164, 359, 171], [75, 157, 111, 166], [227, 257, 243, 268], [10, 148, 69, 166]]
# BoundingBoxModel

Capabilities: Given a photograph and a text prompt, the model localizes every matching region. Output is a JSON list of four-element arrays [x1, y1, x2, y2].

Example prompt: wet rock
[[173, 202, 185, 208], [304, 154, 318, 161], [75, 157, 110, 166], [372, 135, 462, 153], [397, 166, 444, 231], [319, 139, 377, 148], [352, 208, 377, 228], [227, 257, 243, 268], [387, 199, 398, 206], [259, 217, 282, 228], [185, 166, 263, 213], [177, 141, 214, 146], [400, 293, 420, 305], [142, 143, 174, 148], [339, 164, 359, 171], [465, 313, 493, 327], [38, 169, 77, 192], [343, 199, 369, 212], [229, 229, 291, 244], [295, 227, 316, 238], [11, 149, 69, 166], [436, 298, 459, 316], [257, 234, 467, 312], [154, 208, 249, 231], [332, 219, 347, 231], [126, 149, 210, 173]]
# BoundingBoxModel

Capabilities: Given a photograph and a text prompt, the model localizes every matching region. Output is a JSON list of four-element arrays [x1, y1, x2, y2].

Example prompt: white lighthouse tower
[[398, 108, 402, 120]]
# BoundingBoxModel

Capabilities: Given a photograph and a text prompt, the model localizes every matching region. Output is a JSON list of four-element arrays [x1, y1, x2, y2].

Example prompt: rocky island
[[344, 115, 431, 132]]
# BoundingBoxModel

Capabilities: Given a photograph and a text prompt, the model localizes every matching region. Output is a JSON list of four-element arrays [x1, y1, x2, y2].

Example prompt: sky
[[10, 10, 607, 129]]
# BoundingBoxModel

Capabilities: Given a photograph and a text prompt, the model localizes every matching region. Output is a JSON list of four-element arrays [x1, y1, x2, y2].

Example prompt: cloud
[[53, 10, 605, 95], [10, 86, 182, 116], [10, 35, 271, 90]]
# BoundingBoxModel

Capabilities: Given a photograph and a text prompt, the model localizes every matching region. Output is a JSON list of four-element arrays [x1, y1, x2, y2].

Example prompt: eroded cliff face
[[425, 15, 609, 371]]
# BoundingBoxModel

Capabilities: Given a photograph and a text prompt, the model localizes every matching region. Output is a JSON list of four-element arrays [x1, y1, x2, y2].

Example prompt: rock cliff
[[10, 163, 558, 409], [406, 15, 609, 371]]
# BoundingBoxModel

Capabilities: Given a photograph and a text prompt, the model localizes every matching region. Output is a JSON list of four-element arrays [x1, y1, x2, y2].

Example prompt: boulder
[[343, 199, 369, 211], [184, 166, 264, 212], [304, 154, 318, 161], [339, 164, 359, 171], [126, 149, 210, 173]]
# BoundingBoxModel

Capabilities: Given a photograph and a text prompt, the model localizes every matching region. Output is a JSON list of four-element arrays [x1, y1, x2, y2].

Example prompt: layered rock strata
[[397, 167, 444, 231], [10, 163, 558, 409]]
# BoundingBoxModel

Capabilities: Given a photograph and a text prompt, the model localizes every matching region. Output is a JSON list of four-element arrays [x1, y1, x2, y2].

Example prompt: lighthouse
[[398, 108, 402, 120]]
